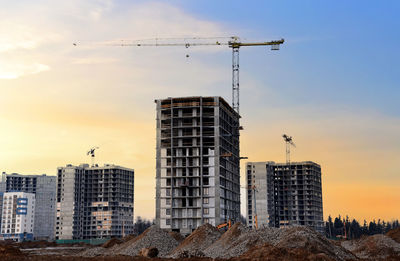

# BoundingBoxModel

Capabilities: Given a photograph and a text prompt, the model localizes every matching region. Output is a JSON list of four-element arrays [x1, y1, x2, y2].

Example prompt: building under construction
[[155, 96, 241, 234], [55, 164, 134, 240], [246, 161, 324, 233]]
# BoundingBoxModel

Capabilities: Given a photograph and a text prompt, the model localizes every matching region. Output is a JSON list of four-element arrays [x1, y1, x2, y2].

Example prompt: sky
[[0, 0, 399, 222]]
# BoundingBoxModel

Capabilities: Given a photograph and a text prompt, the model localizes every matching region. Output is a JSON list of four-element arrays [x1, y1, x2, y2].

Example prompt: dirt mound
[[122, 234, 136, 242], [102, 238, 122, 248], [169, 223, 222, 258], [107, 225, 179, 257], [203, 222, 260, 258], [342, 234, 400, 260], [203, 224, 355, 260], [273, 226, 356, 261], [387, 227, 400, 243], [0, 244, 25, 257], [236, 243, 336, 261]]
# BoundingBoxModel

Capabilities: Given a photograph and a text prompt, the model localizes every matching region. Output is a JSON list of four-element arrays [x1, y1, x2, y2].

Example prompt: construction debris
[[107, 225, 179, 257], [202, 223, 355, 260], [341, 234, 400, 260], [168, 223, 222, 258], [387, 227, 400, 243], [11, 223, 399, 260]]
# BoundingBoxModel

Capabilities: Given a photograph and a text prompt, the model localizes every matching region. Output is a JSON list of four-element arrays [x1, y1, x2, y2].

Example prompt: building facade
[[55, 164, 134, 240], [246, 161, 324, 233], [155, 96, 241, 234], [2, 173, 56, 240], [0, 192, 35, 242]]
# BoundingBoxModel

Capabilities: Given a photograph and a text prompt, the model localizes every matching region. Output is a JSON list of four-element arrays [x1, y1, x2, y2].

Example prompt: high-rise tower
[[155, 96, 240, 234]]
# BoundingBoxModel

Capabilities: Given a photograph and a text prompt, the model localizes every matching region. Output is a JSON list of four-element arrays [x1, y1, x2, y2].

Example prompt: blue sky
[[175, 0, 400, 116]]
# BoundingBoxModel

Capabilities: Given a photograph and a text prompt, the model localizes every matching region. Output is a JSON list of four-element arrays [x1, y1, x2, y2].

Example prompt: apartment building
[[155, 96, 241, 234], [1, 173, 56, 240], [55, 164, 134, 240], [0, 192, 35, 242], [246, 161, 324, 233]]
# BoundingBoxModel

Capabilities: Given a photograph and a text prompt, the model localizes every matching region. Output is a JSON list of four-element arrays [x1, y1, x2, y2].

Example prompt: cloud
[[71, 57, 118, 65], [0, 62, 50, 79]]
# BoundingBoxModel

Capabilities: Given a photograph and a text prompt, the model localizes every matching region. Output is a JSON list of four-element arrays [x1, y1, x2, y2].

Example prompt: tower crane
[[74, 36, 284, 115], [282, 134, 295, 164], [87, 146, 99, 166], [282, 134, 295, 227]]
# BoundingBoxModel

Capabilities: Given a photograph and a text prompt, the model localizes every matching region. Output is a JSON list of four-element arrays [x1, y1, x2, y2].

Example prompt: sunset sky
[[1, 0, 399, 222]]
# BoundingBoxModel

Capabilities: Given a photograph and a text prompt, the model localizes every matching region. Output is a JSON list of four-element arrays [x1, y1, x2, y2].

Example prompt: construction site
[[0, 224, 399, 260]]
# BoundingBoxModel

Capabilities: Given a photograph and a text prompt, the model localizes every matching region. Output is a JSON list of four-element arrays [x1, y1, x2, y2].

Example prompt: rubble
[[169, 223, 221, 258], [203, 222, 260, 258], [387, 227, 400, 243], [203, 223, 355, 260], [4, 223, 400, 260], [341, 234, 400, 260], [107, 225, 179, 257], [272, 226, 356, 261]]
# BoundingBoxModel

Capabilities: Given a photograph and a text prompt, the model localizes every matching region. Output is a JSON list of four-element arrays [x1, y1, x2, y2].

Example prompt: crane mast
[[79, 36, 284, 114]]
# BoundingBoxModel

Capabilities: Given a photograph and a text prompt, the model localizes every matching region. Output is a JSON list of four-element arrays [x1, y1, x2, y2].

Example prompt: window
[[166, 219, 170, 225], [166, 199, 171, 205], [203, 198, 209, 204], [166, 189, 171, 196], [166, 209, 171, 215], [203, 188, 209, 195], [203, 208, 209, 215]]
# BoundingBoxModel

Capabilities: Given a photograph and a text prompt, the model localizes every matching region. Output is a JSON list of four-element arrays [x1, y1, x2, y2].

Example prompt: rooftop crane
[[73, 36, 284, 115], [87, 146, 99, 166], [282, 134, 295, 226], [282, 134, 295, 164]]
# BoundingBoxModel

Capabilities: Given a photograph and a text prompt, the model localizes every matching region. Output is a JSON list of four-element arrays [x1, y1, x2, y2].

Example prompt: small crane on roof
[[87, 146, 99, 167], [282, 134, 295, 164]]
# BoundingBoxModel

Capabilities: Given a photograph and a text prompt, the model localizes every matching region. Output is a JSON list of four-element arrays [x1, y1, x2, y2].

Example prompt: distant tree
[[350, 219, 361, 239], [334, 215, 344, 237], [134, 216, 152, 235], [325, 215, 334, 238], [369, 220, 378, 235], [324, 216, 400, 240]]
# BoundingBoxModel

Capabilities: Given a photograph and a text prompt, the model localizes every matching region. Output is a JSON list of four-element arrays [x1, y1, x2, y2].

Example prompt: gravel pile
[[387, 227, 400, 244], [169, 223, 222, 258], [203, 223, 356, 260], [203, 222, 260, 258], [108, 225, 179, 257], [342, 234, 400, 260], [273, 226, 356, 261]]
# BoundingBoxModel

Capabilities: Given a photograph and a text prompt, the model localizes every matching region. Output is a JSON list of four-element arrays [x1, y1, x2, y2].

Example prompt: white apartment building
[[0, 192, 35, 241]]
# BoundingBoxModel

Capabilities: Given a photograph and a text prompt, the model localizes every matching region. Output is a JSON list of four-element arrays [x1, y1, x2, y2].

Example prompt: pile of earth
[[168, 223, 222, 258], [0, 244, 26, 261], [201, 223, 355, 260], [387, 227, 400, 244], [78, 225, 179, 258], [342, 233, 400, 260]]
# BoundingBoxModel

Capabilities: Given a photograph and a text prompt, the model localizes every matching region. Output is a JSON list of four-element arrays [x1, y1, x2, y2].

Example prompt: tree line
[[325, 215, 399, 240]]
